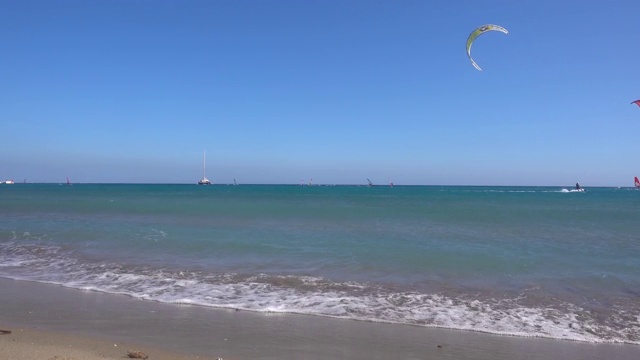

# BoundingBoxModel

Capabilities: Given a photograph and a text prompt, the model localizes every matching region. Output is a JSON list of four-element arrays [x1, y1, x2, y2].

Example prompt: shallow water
[[1, 184, 639, 343]]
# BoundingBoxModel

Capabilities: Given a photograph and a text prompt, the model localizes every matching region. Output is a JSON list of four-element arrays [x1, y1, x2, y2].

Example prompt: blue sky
[[1, 0, 639, 186]]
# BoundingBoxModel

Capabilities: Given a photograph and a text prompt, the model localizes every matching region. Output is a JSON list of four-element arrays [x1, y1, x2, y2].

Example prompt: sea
[[1, 184, 639, 344]]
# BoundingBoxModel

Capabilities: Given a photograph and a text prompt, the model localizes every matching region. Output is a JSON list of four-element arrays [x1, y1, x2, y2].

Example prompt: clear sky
[[2, 0, 639, 186]]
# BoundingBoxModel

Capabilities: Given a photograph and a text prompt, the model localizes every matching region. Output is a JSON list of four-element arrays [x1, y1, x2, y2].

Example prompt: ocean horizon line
[[2, 182, 634, 188]]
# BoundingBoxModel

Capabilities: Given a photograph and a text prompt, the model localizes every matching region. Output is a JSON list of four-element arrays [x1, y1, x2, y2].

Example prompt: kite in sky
[[631, 100, 640, 108], [466, 24, 509, 71]]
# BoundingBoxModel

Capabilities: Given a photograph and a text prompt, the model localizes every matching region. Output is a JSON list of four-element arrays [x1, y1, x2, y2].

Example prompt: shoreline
[[1, 277, 639, 359]]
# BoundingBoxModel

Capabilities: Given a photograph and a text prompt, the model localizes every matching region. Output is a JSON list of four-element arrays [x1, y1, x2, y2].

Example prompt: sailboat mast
[[198, 149, 212, 185]]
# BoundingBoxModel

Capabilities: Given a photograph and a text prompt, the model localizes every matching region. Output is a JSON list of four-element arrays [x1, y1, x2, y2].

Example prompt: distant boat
[[367, 178, 373, 187], [66, 177, 72, 186], [635, 176, 640, 189], [1, 179, 14, 185], [562, 182, 585, 193], [198, 150, 212, 185], [561, 188, 585, 193], [233, 178, 237, 186]]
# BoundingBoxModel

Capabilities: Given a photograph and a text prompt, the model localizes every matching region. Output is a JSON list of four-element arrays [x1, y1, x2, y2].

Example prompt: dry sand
[[1, 277, 638, 360], [0, 326, 220, 360]]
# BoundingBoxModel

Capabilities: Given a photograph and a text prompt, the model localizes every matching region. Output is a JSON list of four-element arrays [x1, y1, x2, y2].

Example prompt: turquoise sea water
[[1, 184, 639, 343]]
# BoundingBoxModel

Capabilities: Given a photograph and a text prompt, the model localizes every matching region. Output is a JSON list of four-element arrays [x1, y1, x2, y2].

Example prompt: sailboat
[[66, 177, 72, 186], [634, 176, 640, 189], [197, 150, 212, 185]]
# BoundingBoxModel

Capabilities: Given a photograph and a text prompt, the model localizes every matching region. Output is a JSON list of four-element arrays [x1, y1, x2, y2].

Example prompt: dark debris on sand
[[127, 350, 149, 359]]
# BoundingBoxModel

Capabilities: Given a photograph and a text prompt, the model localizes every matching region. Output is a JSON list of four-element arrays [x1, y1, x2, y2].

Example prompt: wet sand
[[0, 277, 638, 360], [0, 326, 218, 360]]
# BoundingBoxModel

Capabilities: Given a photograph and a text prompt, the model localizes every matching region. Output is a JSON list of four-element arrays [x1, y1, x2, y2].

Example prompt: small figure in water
[[575, 182, 581, 190]]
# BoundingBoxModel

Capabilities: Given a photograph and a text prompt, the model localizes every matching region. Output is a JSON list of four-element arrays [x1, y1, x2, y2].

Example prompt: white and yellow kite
[[466, 24, 508, 71]]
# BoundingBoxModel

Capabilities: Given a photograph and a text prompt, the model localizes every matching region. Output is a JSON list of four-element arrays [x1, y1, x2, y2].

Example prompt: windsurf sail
[[635, 176, 640, 188]]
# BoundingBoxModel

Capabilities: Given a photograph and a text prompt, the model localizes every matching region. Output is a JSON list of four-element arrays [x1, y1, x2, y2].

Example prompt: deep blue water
[[1, 184, 639, 343]]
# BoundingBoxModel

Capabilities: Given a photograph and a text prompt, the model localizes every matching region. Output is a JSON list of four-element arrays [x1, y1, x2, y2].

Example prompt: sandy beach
[[0, 326, 218, 360], [0, 277, 638, 360]]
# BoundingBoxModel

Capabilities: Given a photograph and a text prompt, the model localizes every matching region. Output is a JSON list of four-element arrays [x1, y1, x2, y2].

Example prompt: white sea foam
[[1, 242, 638, 345]]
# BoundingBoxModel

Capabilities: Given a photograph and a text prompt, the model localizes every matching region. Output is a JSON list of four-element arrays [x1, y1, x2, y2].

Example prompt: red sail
[[635, 176, 640, 188]]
